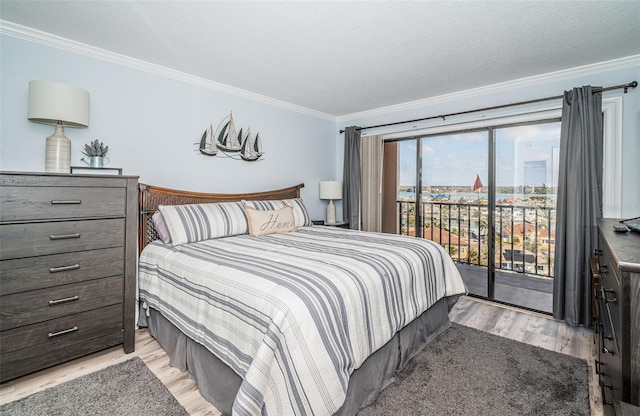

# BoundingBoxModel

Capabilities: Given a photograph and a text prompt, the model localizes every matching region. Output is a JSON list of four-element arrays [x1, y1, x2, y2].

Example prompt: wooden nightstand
[[313, 220, 349, 228], [0, 171, 138, 382]]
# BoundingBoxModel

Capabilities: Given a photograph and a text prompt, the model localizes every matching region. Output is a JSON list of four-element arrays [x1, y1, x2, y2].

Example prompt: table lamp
[[319, 180, 342, 224], [28, 80, 90, 173]]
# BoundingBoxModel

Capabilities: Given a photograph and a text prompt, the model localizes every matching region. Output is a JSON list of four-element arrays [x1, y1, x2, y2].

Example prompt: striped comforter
[[139, 226, 466, 416]]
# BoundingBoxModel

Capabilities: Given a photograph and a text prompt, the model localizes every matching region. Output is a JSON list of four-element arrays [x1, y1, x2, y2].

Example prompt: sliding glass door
[[390, 118, 560, 313]]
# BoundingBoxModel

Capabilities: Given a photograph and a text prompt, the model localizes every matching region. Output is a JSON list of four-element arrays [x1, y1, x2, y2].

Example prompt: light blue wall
[[3, 34, 638, 220], [0, 34, 336, 219], [337, 62, 640, 217]]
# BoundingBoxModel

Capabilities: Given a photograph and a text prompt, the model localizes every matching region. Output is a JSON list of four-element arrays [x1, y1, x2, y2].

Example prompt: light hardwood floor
[[0, 296, 602, 415]]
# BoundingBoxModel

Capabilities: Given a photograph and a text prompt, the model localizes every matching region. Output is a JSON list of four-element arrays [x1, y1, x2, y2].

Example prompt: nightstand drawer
[[0, 186, 125, 222], [0, 247, 124, 295], [0, 275, 123, 330], [0, 304, 124, 382], [0, 218, 124, 260]]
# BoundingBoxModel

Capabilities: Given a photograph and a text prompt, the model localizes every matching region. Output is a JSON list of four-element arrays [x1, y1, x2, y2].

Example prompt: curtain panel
[[553, 86, 603, 327], [343, 127, 362, 229], [360, 135, 384, 232]]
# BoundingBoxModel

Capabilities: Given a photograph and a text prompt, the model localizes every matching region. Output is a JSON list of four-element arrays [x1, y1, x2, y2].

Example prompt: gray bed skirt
[[138, 295, 459, 416]]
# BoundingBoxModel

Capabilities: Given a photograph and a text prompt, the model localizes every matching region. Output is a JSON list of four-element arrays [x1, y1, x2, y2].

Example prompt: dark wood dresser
[[595, 218, 640, 412], [0, 171, 138, 382]]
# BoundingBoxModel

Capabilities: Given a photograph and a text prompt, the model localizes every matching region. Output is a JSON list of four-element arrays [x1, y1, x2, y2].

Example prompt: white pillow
[[158, 201, 247, 246], [152, 211, 172, 244]]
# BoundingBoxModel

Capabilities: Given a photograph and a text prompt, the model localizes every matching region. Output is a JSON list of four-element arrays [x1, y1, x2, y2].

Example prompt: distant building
[[422, 226, 468, 260], [407, 226, 469, 260], [502, 223, 536, 243]]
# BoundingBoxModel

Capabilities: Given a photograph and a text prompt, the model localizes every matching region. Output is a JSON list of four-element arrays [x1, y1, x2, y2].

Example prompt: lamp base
[[326, 200, 336, 224], [45, 122, 71, 173]]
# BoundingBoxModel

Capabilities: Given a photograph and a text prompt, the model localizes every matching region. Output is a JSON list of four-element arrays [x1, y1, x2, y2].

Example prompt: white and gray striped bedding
[[139, 226, 467, 416]]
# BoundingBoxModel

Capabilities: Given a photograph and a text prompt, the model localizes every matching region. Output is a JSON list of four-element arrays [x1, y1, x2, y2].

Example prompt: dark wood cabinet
[[595, 218, 640, 412], [312, 220, 350, 228], [0, 172, 138, 382]]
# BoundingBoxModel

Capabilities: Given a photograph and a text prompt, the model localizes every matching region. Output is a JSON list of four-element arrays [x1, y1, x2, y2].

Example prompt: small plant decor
[[81, 139, 109, 157]]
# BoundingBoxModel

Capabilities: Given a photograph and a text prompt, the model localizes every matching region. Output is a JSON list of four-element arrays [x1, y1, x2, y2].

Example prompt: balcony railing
[[397, 200, 556, 278]]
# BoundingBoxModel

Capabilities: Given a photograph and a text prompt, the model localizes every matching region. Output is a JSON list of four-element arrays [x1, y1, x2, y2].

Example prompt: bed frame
[[136, 181, 456, 415], [137, 182, 304, 253]]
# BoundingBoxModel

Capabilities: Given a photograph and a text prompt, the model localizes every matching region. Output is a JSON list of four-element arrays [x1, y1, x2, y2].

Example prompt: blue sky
[[399, 122, 561, 188]]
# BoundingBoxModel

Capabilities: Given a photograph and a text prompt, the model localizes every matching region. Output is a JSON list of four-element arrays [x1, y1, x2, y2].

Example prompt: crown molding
[[337, 54, 640, 123], [0, 20, 336, 121], [4, 19, 637, 125]]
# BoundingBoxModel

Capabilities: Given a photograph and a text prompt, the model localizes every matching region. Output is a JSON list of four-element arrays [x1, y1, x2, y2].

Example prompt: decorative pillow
[[244, 198, 312, 227], [152, 211, 172, 244], [245, 205, 298, 237], [158, 201, 247, 246]]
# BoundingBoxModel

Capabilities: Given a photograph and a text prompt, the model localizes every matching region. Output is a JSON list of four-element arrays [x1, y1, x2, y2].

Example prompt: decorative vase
[[90, 156, 105, 168], [44, 124, 71, 173]]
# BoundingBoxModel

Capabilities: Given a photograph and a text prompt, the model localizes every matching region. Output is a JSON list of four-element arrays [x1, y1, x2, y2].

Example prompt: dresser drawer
[[0, 247, 124, 295], [0, 186, 125, 222], [600, 248, 621, 347], [0, 304, 124, 382], [0, 275, 123, 330], [0, 218, 124, 260]]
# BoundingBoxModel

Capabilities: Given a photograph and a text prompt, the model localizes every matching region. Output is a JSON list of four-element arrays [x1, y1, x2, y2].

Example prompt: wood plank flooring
[[0, 296, 601, 415]]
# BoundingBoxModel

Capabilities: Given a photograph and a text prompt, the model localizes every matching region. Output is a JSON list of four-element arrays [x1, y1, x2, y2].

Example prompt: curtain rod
[[339, 80, 638, 134]]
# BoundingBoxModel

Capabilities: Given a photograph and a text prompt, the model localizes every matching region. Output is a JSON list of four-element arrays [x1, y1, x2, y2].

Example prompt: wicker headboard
[[138, 183, 305, 253]]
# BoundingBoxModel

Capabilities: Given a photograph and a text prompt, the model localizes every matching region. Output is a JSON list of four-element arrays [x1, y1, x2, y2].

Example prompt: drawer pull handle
[[48, 295, 79, 305], [595, 360, 605, 375], [50, 233, 81, 240], [593, 249, 602, 256], [599, 380, 613, 390], [598, 322, 614, 341], [600, 381, 614, 406], [49, 264, 80, 273], [48, 326, 78, 338], [51, 200, 81, 205], [601, 288, 617, 304]]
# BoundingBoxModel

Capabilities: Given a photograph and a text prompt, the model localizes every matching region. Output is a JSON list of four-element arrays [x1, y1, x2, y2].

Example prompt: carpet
[[0, 357, 189, 416], [360, 323, 590, 416]]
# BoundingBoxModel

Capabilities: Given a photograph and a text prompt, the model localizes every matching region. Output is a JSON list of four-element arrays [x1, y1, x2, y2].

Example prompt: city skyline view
[[398, 122, 562, 191]]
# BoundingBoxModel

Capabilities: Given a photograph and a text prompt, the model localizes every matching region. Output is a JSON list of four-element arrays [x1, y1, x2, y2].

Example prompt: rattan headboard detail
[[138, 183, 304, 253]]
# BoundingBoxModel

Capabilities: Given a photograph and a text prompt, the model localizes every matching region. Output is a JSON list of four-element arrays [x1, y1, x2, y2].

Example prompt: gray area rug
[[360, 323, 589, 416], [0, 357, 188, 416]]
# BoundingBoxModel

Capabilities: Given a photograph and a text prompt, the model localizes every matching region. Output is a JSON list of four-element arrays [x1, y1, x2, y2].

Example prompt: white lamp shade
[[28, 80, 89, 127], [319, 181, 342, 200]]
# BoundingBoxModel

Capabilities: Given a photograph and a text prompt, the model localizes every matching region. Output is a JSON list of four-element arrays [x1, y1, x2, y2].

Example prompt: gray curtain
[[553, 86, 603, 327], [360, 135, 384, 232], [343, 126, 361, 229]]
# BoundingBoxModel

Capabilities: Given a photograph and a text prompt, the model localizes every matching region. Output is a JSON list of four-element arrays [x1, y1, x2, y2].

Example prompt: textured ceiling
[[1, 1, 639, 117]]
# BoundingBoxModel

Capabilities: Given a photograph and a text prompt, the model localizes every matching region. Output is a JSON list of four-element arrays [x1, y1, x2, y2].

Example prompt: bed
[[137, 183, 467, 416]]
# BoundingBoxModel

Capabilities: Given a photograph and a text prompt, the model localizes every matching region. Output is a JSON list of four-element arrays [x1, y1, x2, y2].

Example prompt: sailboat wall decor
[[198, 124, 217, 156], [196, 112, 264, 161], [240, 128, 263, 161]]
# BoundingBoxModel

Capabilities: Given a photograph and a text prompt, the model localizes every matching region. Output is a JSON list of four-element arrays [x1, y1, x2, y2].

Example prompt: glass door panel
[[420, 132, 489, 297], [493, 122, 560, 313]]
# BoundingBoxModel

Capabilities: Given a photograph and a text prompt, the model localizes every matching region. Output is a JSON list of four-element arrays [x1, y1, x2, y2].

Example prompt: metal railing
[[398, 200, 556, 278]]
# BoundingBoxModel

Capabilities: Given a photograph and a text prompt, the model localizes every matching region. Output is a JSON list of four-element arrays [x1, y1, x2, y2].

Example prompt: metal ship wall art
[[197, 112, 264, 161]]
